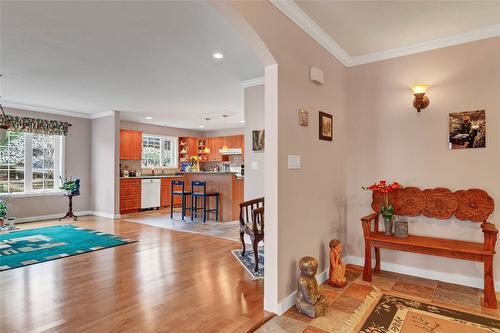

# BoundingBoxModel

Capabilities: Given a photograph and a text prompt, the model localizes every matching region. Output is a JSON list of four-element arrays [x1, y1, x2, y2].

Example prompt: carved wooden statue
[[328, 239, 347, 288], [295, 256, 329, 318]]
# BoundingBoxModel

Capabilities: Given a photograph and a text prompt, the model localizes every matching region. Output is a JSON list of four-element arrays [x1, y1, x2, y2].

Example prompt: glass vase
[[384, 217, 393, 236]]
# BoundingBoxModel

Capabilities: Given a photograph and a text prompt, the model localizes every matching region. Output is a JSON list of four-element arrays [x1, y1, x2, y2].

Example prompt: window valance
[[0, 115, 70, 136]]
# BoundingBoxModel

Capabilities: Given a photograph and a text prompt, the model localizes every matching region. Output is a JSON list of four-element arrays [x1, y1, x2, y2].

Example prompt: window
[[141, 134, 177, 168], [0, 131, 64, 194]]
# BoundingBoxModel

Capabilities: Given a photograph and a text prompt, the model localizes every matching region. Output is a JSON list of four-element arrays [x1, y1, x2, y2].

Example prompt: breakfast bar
[[182, 172, 243, 222]]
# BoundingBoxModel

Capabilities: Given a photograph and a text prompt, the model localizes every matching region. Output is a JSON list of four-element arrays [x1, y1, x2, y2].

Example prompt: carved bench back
[[372, 187, 494, 223]]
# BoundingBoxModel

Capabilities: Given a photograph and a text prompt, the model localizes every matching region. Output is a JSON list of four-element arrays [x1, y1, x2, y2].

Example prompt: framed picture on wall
[[449, 110, 486, 149], [252, 129, 265, 151], [319, 111, 333, 141]]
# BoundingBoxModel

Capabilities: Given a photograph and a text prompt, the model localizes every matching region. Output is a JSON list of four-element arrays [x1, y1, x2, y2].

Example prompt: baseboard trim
[[277, 268, 329, 315], [345, 255, 500, 292], [15, 211, 94, 223], [87, 211, 121, 220], [13, 211, 121, 223]]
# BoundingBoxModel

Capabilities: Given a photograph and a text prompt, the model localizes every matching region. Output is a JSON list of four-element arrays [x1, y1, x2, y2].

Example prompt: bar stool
[[170, 180, 191, 220], [191, 181, 219, 223]]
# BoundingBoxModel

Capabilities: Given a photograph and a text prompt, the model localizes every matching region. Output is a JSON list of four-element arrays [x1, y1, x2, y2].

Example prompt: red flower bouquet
[[363, 180, 402, 235]]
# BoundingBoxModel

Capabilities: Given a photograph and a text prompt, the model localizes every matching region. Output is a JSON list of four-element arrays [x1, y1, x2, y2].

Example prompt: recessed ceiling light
[[213, 52, 224, 60], [199, 125, 205, 128], [240, 120, 245, 123], [145, 116, 153, 120]]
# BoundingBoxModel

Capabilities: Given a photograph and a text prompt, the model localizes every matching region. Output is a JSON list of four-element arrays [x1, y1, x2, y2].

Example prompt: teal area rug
[[0, 225, 135, 271]]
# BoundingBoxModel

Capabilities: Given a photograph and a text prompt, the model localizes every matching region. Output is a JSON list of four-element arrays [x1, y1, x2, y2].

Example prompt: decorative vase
[[384, 218, 393, 235]]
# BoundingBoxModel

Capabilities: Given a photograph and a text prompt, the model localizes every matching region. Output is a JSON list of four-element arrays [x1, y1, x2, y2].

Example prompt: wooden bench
[[361, 187, 497, 308]]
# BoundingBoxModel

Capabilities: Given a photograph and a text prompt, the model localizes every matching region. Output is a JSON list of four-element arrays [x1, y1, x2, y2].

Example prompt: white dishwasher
[[141, 178, 161, 209]]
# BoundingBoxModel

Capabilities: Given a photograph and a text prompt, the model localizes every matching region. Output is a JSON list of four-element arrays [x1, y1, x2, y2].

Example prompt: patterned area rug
[[0, 225, 135, 271], [347, 290, 500, 333], [232, 248, 264, 280]]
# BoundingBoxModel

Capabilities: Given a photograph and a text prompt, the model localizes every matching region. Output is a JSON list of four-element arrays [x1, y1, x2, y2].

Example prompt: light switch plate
[[251, 161, 259, 170], [288, 155, 301, 169]]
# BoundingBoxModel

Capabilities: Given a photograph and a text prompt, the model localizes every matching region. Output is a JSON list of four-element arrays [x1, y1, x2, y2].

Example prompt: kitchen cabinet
[[179, 137, 198, 162], [179, 135, 244, 164], [120, 178, 141, 214], [160, 177, 184, 207], [207, 136, 222, 162], [120, 130, 142, 160]]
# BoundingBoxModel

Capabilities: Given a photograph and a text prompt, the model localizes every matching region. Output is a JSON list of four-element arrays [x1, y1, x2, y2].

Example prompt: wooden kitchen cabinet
[[207, 136, 222, 161], [160, 177, 184, 207], [120, 178, 141, 214], [120, 129, 142, 160]]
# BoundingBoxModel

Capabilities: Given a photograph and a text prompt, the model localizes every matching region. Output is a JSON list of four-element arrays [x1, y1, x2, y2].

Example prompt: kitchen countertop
[[180, 171, 238, 174], [120, 172, 244, 179], [120, 175, 183, 179]]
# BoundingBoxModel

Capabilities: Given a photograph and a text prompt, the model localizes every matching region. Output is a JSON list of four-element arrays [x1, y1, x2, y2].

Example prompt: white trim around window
[[141, 133, 178, 169], [0, 132, 65, 196]]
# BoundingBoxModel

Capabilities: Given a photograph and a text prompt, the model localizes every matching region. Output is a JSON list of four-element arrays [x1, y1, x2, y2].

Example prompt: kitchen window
[[141, 134, 178, 168], [0, 131, 64, 194]]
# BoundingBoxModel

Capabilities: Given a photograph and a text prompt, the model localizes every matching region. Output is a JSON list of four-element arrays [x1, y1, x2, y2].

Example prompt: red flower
[[363, 180, 403, 193]]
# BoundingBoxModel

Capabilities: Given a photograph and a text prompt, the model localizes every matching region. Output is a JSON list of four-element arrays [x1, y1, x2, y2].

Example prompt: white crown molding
[[0, 100, 117, 120], [88, 110, 116, 119], [350, 24, 500, 66], [270, 1, 500, 67], [1, 100, 91, 119], [270, 0, 351, 66], [241, 77, 265, 88]]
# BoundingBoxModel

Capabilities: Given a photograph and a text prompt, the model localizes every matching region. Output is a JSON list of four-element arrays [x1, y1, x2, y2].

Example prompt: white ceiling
[[0, 1, 264, 129], [274, 1, 500, 66]]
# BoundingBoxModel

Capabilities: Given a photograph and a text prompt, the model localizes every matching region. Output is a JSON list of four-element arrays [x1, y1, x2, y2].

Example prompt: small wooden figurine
[[328, 239, 347, 288], [295, 256, 329, 318]]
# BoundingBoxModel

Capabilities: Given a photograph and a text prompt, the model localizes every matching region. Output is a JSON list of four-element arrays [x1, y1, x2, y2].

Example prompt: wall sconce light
[[410, 84, 430, 112]]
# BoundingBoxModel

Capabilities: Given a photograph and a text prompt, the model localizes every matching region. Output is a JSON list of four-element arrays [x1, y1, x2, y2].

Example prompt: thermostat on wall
[[310, 66, 324, 85]]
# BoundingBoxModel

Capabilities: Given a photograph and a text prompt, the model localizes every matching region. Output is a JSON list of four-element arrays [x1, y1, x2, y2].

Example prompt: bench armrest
[[361, 213, 378, 237], [482, 222, 498, 252]]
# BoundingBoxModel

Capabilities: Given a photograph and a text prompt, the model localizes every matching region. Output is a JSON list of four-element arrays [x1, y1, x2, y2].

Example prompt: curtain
[[0, 115, 70, 136]]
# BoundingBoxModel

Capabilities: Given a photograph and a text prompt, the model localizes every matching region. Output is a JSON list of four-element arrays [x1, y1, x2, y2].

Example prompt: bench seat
[[361, 187, 497, 308], [367, 231, 493, 261]]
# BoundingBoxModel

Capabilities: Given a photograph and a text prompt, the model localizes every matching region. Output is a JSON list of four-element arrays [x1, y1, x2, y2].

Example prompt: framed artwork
[[252, 129, 265, 151], [449, 110, 486, 149], [299, 109, 309, 126], [319, 111, 333, 141]]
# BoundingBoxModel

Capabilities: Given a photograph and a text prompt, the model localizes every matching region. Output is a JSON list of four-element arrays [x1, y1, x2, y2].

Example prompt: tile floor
[[256, 264, 500, 333], [121, 208, 242, 242]]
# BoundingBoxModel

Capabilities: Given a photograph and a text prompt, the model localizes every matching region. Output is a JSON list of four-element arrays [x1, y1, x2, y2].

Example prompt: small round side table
[[59, 194, 79, 221]]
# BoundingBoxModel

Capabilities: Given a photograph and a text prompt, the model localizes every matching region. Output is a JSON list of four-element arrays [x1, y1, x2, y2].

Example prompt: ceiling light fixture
[[199, 125, 205, 128], [145, 116, 153, 120], [213, 52, 224, 60], [240, 120, 245, 123]]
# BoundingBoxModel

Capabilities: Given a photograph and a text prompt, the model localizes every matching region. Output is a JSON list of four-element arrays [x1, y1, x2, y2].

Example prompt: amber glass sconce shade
[[410, 84, 430, 112]]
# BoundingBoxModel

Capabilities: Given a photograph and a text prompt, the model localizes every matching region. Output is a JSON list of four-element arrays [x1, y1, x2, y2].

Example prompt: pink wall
[[346, 37, 500, 285], [120, 121, 203, 138], [244, 84, 265, 200], [1, 107, 92, 218], [91, 113, 120, 216], [229, 1, 348, 300]]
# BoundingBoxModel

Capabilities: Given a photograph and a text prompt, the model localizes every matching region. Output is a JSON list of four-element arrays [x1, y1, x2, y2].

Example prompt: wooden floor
[[0, 216, 271, 333]]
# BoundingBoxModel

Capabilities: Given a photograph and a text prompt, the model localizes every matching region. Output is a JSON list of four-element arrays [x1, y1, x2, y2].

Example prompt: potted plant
[[60, 177, 80, 195], [189, 155, 199, 172], [363, 180, 402, 235], [0, 200, 7, 225]]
